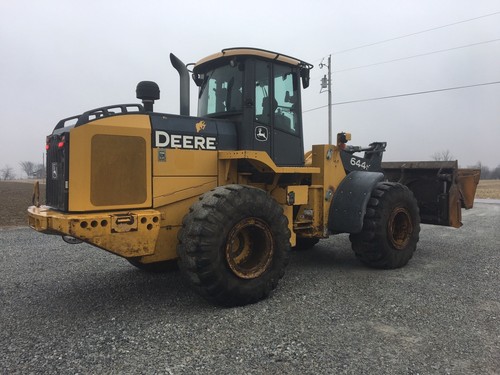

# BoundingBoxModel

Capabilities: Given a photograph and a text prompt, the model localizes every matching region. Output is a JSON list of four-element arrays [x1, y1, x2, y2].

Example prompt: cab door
[[272, 64, 304, 166], [252, 59, 272, 157], [253, 60, 304, 166]]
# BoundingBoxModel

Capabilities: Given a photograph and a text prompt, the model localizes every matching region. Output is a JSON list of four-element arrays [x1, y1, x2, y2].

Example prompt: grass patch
[[475, 180, 500, 199]]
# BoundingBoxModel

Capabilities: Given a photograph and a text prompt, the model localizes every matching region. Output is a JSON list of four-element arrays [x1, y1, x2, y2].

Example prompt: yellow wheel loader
[[28, 48, 480, 306]]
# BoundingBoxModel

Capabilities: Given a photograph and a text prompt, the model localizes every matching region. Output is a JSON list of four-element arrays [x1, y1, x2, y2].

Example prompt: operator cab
[[192, 48, 312, 166]]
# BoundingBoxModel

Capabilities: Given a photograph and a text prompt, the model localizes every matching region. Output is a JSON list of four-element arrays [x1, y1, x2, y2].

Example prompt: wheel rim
[[225, 218, 274, 279], [388, 207, 413, 250]]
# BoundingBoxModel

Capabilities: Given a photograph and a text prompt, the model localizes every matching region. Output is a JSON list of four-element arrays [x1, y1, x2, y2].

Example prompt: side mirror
[[192, 73, 204, 87], [300, 68, 310, 89]]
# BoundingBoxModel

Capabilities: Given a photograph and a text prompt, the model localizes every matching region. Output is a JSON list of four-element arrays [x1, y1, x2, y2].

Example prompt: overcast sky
[[1, 0, 499, 177]]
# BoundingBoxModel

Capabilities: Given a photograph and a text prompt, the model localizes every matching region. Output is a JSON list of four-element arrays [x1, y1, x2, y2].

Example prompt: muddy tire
[[177, 185, 290, 306], [127, 258, 178, 272], [293, 237, 319, 251], [349, 182, 420, 269]]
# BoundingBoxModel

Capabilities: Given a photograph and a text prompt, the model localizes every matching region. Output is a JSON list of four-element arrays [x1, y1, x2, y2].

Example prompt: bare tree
[[468, 161, 491, 180], [431, 150, 454, 161], [491, 165, 500, 179], [1, 165, 15, 180], [19, 161, 35, 178], [34, 163, 46, 179]]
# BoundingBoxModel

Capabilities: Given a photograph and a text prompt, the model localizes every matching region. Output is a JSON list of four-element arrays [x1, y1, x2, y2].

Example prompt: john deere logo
[[51, 162, 58, 179], [255, 126, 268, 142], [154, 131, 216, 150], [195, 120, 206, 133]]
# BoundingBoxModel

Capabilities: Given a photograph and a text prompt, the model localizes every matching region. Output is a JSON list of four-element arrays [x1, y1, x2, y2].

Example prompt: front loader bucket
[[456, 168, 481, 209], [382, 161, 480, 228]]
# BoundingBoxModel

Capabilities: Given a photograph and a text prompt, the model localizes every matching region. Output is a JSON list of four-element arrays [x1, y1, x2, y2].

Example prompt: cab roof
[[194, 47, 313, 72]]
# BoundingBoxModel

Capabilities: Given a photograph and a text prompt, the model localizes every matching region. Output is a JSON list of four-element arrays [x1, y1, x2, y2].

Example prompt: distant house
[[32, 167, 46, 179]]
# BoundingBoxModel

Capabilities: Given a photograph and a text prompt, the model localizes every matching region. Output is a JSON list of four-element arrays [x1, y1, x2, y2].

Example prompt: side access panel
[[382, 161, 480, 228]]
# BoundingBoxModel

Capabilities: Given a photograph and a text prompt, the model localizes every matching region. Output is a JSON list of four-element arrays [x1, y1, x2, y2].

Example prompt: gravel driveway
[[1, 203, 499, 374]]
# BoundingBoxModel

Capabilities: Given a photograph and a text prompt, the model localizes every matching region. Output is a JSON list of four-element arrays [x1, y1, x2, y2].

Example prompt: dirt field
[[0, 181, 45, 227], [0, 179, 498, 227]]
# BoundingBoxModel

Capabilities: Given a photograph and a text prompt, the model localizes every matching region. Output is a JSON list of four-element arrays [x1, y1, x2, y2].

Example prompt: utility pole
[[319, 55, 332, 145]]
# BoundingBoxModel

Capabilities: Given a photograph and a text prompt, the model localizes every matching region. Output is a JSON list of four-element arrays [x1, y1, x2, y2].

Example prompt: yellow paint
[[28, 206, 160, 258], [146, 195, 206, 262], [153, 176, 217, 207], [310, 144, 347, 236], [32, 131, 352, 260], [282, 205, 295, 247], [68, 114, 152, 211], [153, 149, 218, 176], [271, 185, 309, 206], [195, 48, 305, 70], [219, 150, 320, 174], [290, 186, 309, 205], [218, 159, 238, 185], [137, 227, 180, 263]]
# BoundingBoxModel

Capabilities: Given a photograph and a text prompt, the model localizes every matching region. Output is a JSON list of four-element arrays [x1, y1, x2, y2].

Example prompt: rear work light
[[58, 135, 65, 149]]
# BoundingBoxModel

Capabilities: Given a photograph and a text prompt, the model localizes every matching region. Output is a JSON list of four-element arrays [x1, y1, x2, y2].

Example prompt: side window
[[274, 65, 299, 134], [255, 60, 271, 125], [198, 64, 243, 116]]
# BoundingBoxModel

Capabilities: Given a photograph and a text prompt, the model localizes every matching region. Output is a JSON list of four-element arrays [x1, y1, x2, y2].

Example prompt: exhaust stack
[[170, 53, 190, 116]]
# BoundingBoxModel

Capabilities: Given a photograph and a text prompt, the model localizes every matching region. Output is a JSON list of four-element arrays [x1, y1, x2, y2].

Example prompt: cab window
[[255, 60, 271, 125], [198, 64, 243, 116], [273, 64, 299, 134]]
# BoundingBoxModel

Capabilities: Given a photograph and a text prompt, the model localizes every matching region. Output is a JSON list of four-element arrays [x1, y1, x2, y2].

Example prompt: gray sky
[[1, 0, 499, 177]]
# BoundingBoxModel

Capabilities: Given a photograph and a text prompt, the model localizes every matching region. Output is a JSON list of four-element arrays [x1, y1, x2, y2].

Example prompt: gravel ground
[[1, 203, 499, 374]]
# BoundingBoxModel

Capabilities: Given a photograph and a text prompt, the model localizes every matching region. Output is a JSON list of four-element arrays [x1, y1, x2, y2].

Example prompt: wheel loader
[[28, 47, 480, 306]]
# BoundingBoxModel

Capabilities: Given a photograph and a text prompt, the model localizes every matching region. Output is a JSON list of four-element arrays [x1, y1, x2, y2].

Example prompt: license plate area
[[111, 213, 138, 233]]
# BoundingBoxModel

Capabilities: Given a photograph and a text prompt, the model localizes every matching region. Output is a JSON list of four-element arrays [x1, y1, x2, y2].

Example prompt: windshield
[[198, 64, 243, 117]]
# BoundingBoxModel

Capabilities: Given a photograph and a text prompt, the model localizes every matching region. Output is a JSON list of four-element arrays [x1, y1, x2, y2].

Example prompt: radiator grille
[[90, 134, 147, 206]]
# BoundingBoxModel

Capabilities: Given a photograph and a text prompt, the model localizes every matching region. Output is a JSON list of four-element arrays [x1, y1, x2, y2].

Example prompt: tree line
[[0, 161, 46, 180], [431, 150, 500, 179], [468, 162, 500, 180]]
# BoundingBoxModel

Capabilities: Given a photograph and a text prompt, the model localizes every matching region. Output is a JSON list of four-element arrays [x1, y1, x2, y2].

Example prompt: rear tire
[[349, 182, 420, 269], [177, 185, 290, 306]]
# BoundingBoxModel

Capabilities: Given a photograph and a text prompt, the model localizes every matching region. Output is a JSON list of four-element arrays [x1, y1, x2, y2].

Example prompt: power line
[[309, 37, 500, 80], [333, 38, 500, 73], [302, 80, 500, 113], [329, 11, 500, 56]]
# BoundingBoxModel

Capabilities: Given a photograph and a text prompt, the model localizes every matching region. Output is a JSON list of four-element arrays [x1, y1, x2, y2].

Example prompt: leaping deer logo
[[255, 126, 268, 141], [195, 120, 206, 133]]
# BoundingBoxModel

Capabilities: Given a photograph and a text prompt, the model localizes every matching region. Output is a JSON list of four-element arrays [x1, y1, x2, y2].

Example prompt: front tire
[[349, 182, 420, 269], [177, 185, 290, 306]]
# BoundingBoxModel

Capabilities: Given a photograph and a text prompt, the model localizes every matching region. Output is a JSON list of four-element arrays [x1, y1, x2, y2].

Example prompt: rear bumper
[[27, 206, 161, 258]]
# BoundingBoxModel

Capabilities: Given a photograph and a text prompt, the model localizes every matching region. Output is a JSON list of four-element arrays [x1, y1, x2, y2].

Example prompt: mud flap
[[382, 161, 480, 228], [328, 171, 384, 234]]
